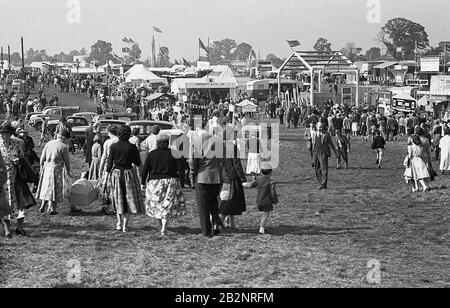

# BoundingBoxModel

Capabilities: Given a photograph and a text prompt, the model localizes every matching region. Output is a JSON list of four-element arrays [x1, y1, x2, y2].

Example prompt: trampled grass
[[0, 90, 448, 288]]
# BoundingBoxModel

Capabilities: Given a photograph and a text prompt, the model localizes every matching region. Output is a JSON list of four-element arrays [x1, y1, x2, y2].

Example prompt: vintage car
[[73, 112, 98, 124], [96, 119, 127, 142], [94, 112, 138, 123], [125, 120, 177, 142]]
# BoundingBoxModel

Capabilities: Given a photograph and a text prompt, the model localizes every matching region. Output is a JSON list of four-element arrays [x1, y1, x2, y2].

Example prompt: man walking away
[[312, 122, 337, 189]]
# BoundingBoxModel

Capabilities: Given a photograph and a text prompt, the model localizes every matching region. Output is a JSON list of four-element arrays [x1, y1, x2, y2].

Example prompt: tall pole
[[310, 69, 314, 107], [21, 37, 25, 69], [207, 38, 210, 63], [1, 47, 3, 70], [8, 45, 11, 69]]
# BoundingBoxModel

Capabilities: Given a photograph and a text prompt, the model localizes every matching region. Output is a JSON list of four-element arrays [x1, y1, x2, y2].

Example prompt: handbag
[[220, 183, 231, 201], [17, 158, 38, 184]]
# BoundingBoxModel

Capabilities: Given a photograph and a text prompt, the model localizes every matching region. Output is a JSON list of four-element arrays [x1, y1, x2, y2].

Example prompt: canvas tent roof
[[237, 99, 257, 107], [124, 64, 168, 84]]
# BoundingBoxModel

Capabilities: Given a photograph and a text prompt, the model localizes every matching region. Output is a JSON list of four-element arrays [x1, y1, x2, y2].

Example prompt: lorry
[[29, 106, 81, 130]]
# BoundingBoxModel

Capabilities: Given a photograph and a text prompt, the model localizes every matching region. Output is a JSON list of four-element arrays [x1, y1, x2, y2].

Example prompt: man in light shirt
[[141, 125, 161, 153]]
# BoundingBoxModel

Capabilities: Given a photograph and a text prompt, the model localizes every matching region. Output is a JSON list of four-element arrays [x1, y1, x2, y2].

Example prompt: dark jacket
[[141, 148, 184, 184], [107, 140, 141, 172], [222, 150, 246, 184], [312, 131, 337, 157]]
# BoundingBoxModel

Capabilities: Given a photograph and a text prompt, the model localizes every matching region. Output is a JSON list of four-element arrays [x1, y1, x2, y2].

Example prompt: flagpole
[[207, 37, 210, 63]]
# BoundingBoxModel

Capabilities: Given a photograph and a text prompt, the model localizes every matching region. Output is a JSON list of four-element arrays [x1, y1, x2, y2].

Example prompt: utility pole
[[1, 47, 3, 70], [21, 37, 25, 68], [8, 45, 11, 69]]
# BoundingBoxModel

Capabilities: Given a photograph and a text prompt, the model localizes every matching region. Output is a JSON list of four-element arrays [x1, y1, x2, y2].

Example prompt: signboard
[[420, 57, 440, 72], [406, 79, 429, 86], [361, 63, 369, 73], [185, 82, 237, 89], [430, 76, 450, 92]]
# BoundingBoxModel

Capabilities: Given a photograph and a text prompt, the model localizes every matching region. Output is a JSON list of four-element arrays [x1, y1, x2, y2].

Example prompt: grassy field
[[0, 87, 448, 288]]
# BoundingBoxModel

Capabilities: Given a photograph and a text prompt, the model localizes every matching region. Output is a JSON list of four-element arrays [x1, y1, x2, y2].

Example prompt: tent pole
[[310, 69, 314, 107]]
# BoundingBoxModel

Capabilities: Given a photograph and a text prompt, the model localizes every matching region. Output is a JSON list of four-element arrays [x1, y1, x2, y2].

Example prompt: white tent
[[124, 64, 168, 85], [392, 93, 416, 101]]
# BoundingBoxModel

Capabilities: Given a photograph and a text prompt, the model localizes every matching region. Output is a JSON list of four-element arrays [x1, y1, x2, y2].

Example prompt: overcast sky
[[1, 0, 449, 61]]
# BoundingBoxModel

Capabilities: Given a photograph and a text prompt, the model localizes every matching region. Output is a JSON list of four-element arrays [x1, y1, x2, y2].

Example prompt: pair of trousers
[[313, 152, 329, 188], [195, 184, 221, 236]]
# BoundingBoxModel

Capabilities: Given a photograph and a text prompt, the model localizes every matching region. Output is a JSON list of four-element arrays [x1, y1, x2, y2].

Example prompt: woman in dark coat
[[219, 142, 247, 230]]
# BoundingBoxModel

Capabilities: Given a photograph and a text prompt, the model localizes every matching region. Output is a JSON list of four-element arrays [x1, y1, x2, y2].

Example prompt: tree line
[[10, 17, 450, 68]]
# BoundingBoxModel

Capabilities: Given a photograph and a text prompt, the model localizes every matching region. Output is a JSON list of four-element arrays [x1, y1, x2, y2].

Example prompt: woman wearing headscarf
[[403, 134, 431, 192], [107, 125, 144, 233], [36, 130, 73, 214], [141, 134, 186, 236], [0, 124, 30, 236]]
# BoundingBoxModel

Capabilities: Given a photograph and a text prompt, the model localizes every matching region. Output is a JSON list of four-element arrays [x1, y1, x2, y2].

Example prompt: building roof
[[374, 61, 398, 69]]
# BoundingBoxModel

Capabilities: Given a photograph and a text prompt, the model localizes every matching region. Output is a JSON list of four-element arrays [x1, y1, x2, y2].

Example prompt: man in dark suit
[[312, 122, 337, 189], [190, 132, 225, 237]]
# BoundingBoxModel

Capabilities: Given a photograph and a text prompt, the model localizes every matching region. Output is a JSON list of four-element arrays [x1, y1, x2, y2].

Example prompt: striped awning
[[374, 62, 398, 69]]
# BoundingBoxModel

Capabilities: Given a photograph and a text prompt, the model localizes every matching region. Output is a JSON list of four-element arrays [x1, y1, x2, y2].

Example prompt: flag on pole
[[122, 37, 130, 43], [153, 26, 163, 33], [415, 42, 428, 51], [128, 38, 135, 44], [159, 47, 169, 59], [183, 58, 191, 67], [286, 40, 301, 48], [174, 60, 180, 65], [199, 38, 209, 53]]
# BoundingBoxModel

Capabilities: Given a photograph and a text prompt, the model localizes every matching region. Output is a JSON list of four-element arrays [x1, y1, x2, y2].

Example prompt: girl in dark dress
[[219, 142, 247, 230]]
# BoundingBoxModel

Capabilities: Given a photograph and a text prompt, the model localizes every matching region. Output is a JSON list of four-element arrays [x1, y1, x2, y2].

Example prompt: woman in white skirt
[[404, 135, 431, 193], [246, 133, 262, 180]]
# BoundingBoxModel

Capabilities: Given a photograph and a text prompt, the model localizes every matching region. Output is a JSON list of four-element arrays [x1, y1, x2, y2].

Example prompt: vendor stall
[[124, 64, 168, 87], [236, 99, 260, 118]]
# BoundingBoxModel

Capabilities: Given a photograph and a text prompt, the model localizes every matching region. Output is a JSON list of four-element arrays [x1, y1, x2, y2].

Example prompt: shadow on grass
[[233, 225, 371, 237]]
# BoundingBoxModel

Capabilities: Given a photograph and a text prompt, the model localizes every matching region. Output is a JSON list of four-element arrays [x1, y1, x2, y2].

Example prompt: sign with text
[[420, 57, 440, 72], [406, 79, 429, 86], [430, 76, 450, 92], [185, 82, 237, 89]]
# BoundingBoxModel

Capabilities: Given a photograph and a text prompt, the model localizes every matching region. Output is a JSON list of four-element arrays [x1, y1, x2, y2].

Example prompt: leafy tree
[[341, 42, 364, 62], [69, 50, 81, 57], [89, 40, 115, 65], [232, 42, 253, 61], [208, 38, 237, 64], [10, 52, 22, 66], [265, 54, 285, 68], [129, 43, 142, 62], [378, 18, 429, 60], [365, 47, 382, 61], [314, 38, 332, 52]]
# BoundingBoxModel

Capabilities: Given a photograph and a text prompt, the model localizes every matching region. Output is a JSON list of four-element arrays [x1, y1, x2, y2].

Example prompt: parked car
[[29, 106, 81, 130], [73, 112, 97, 124], [97, 119, 127, 142], [95, 112, 138, 123], [48, 116, 90, 137], [126, 120, 176, 142]]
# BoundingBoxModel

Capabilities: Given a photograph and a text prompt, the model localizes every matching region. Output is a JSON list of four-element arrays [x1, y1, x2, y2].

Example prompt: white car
[[73, 112, 98, 124]]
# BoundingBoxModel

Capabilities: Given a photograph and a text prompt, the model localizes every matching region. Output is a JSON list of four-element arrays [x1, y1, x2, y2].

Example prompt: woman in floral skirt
[[141, 134, 186, 236]]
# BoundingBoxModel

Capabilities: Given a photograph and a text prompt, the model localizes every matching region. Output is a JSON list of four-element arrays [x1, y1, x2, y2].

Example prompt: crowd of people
[[2, 74, 450, 240]]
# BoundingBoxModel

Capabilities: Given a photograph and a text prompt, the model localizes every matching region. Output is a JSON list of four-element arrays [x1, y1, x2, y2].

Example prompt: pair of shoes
[[122, 227, 128, 233], [213, 228, 221, 236], [70, 208, 82, 214], [5, 234, 12, 239], [317, 186, 327, 190], [376, 159, 379, 165], [378, 166, 381, 169], [49, 212, 59, 216], [259, 230, 270, 235], [15, 230, 30, 237], [116, 224, 122, 231], [412, 188, 419, 193], [39, 206, 46, 214], [423, 187, 431, 192]]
